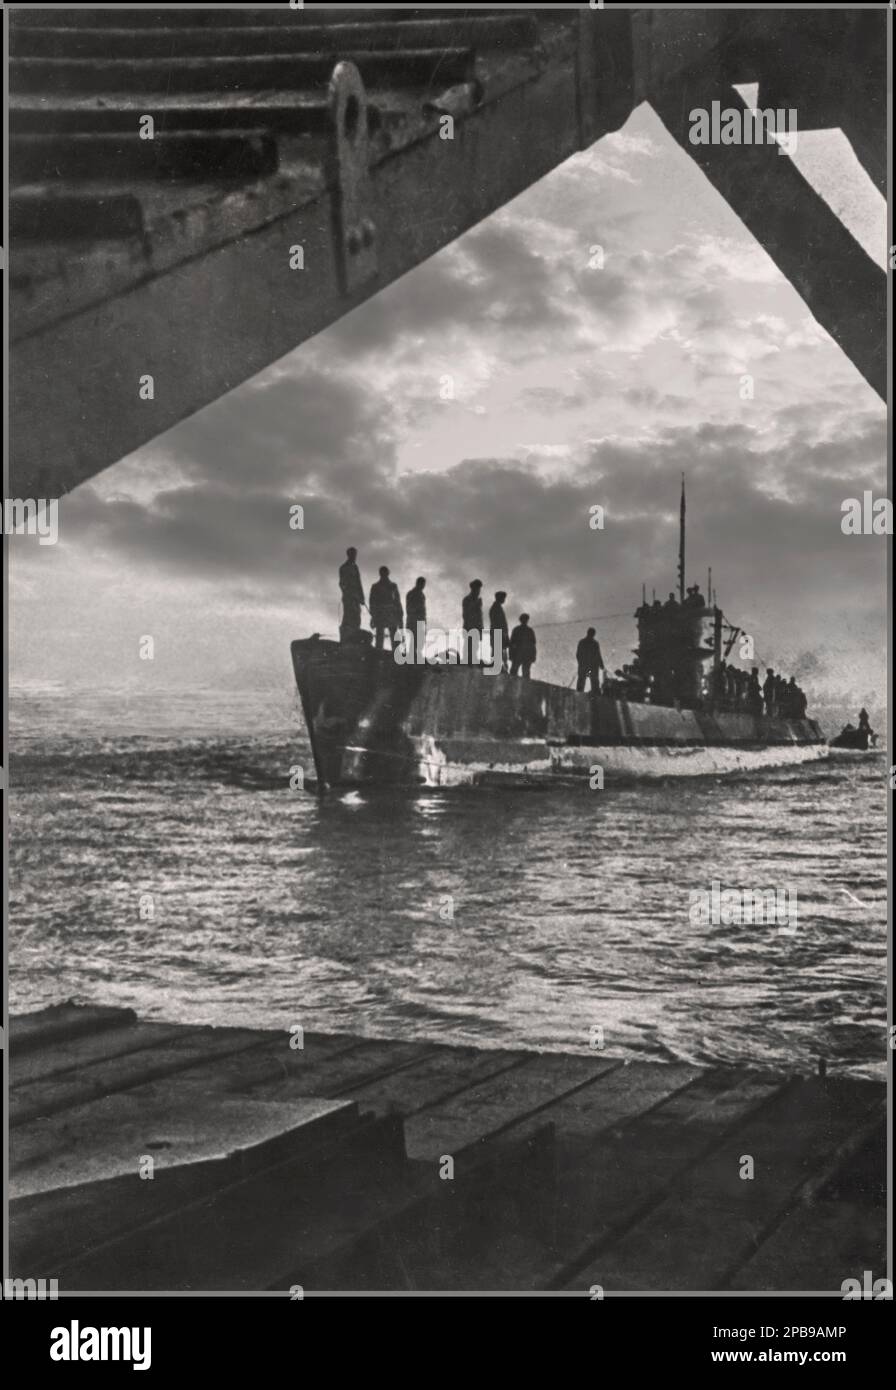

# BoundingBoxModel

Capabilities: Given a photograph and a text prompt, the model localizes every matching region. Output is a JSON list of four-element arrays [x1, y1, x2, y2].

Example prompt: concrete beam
[[649, 82, 885, 401]]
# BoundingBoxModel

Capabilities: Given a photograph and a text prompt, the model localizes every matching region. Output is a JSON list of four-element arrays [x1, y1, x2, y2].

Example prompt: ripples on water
[[8, 690, 888, 1078]]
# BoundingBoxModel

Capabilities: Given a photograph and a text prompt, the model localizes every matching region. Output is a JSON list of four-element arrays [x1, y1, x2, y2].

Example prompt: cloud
[[154, 364, 401, 494]]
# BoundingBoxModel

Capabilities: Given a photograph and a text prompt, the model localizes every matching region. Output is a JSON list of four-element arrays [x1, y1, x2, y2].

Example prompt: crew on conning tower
[[634, 589, 808, 716]]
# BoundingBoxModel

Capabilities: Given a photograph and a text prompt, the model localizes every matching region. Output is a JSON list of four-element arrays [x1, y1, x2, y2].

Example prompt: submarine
[[291, 485, 828, 789]]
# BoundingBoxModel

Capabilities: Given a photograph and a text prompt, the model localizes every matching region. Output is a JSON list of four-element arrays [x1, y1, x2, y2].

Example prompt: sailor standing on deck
[[406, 577, 427, 650], [725, 664, 738, 706], [338, 547, 365, 641], [763, 668, 777, 716], [774, 673, 787, 714], [489, 590, 509, 672], [509, 614, 536, 678], [462, 579, 484, 634], [369, 566, 403, 651], [575, 627, 604, 692]]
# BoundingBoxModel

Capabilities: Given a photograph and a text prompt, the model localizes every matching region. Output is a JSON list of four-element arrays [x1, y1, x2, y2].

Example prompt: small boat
[[830, 713, 878, 751]]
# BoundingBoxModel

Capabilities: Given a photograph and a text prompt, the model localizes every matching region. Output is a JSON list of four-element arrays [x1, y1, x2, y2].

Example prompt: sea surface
[[7, 687, 889, 1079]]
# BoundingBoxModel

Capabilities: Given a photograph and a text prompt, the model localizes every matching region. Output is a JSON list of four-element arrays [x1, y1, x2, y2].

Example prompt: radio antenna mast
[[678, 474, 686, 603]]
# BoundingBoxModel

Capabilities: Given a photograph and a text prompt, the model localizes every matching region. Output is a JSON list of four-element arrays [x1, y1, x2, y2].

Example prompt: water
[[8, 688, 888, 1079]]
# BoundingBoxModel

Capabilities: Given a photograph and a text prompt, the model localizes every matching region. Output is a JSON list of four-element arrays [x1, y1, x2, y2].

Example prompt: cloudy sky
[[10, 101, 887, 721]]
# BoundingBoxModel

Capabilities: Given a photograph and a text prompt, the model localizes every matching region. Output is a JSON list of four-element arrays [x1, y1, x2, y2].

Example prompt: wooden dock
[[9, 1004, 885, 1292]]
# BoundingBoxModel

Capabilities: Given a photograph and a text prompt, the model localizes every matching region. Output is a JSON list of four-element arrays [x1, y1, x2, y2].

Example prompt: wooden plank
[[575, 1076, 884, 1291], [44, 1115, 558, 1292], [12, 1035, 438, 1176], [41, 1035, 438, 1119], [11, 1026, 292, 1126], [555, 1069, 789, 1291], [727, 1114, 886, 1289], [10, 1021, 196, 1085], [341, 1045, 530, 1117], [11, 1003, 136, 1051], [315, 1067, 779, 1292], [14, 1092, 359, 1200], [48, 1112, 411, 1290], [404, 1052, 624, 1160], [250, 1038, 441, 1100], [8, 1035, 523, 1282], [11, 1024, 884, 1293], [495, 1059, 706, 1145], [5, 1063, 784, 1292], [11, 1030, 369, 1156], [11, 17, 540, 58], [728, 1196, 886, 1291], [427, 1068, 779, 1290], [11, 1107, 398, 1282], [297, 1126, 558, 1291], [10, 1028, 379, 1271]]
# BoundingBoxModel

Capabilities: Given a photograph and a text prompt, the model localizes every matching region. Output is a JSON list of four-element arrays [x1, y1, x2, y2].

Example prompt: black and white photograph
[[3, 0, 891, 1347]]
